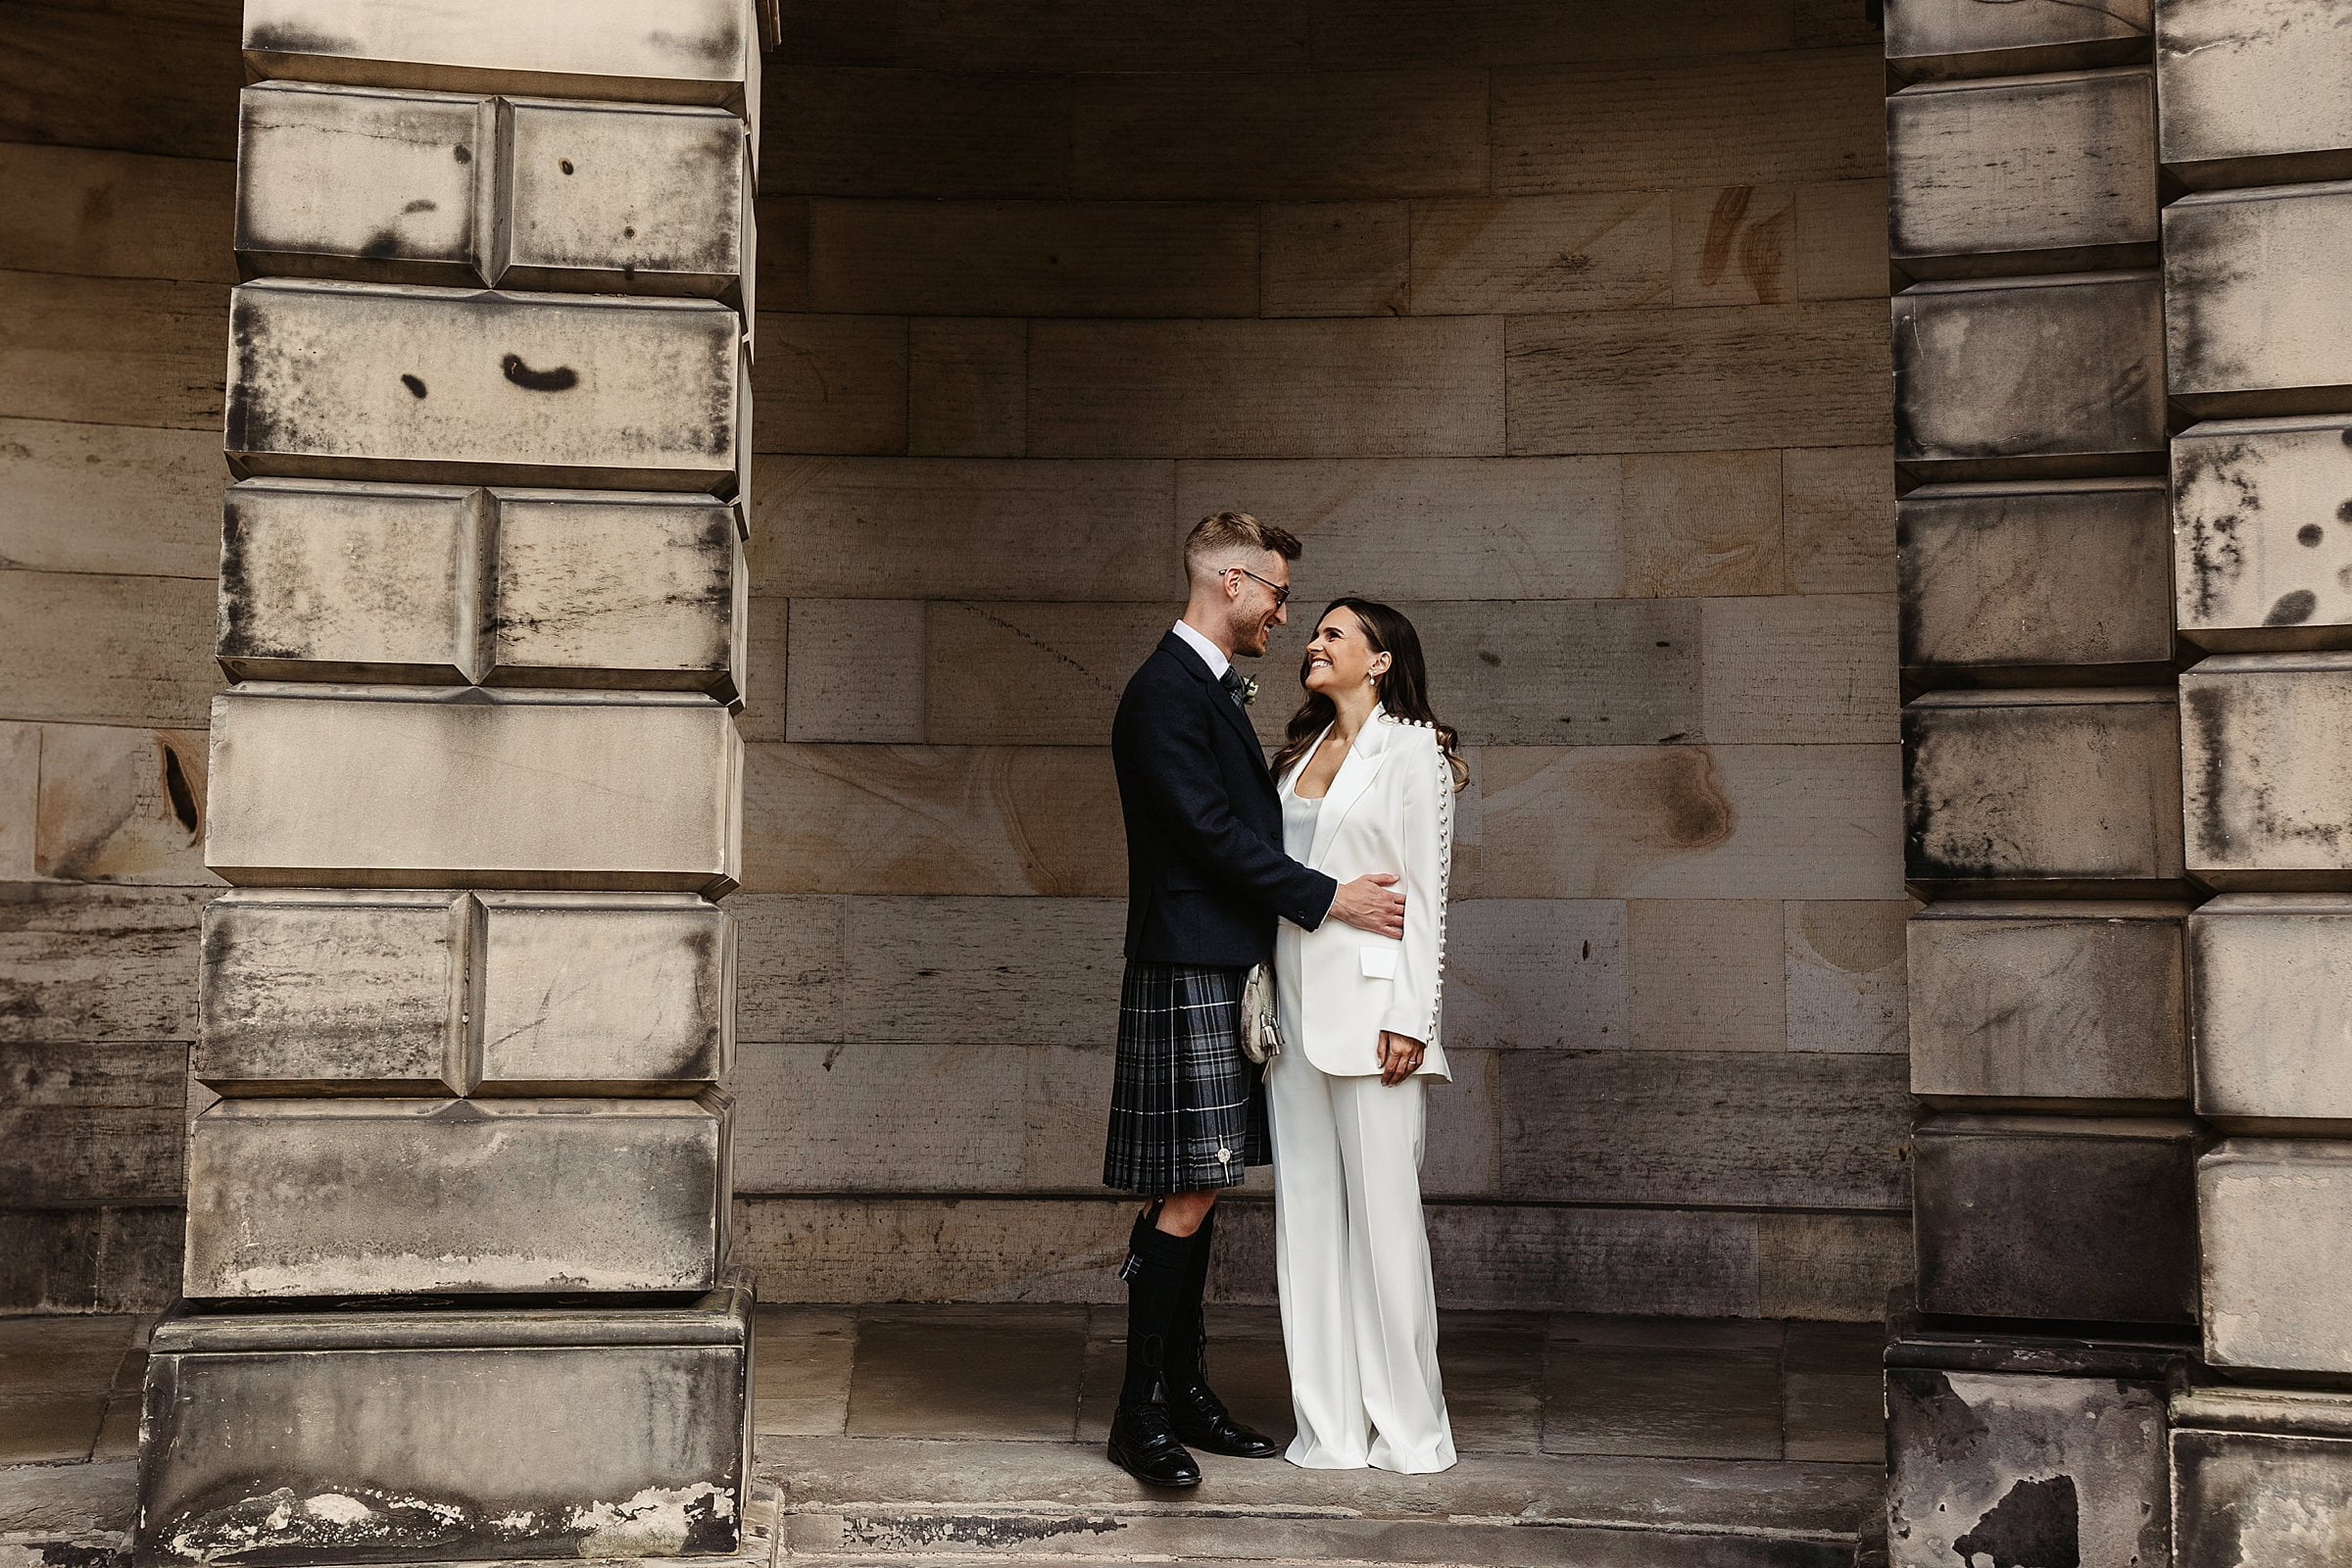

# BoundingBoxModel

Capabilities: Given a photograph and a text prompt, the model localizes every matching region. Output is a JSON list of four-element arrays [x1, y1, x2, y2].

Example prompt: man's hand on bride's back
[[1330, 873, 1406, 937]]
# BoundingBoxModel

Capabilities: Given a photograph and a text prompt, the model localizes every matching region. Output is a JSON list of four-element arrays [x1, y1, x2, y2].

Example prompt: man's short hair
[[1184, 510, 1302, 580]]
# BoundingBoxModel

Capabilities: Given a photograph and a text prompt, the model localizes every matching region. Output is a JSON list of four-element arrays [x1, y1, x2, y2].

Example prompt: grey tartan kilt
[[1102, 959, 1272, 1195]]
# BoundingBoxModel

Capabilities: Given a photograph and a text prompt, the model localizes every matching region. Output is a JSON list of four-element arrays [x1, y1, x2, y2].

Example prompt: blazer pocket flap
[[1358, 946, 1399, 979]]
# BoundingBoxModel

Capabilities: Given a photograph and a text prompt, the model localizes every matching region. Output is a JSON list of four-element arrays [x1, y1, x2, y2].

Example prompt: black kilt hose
[[1102, 961, 1271, 1194], [1105, 633, 1340, 1198]]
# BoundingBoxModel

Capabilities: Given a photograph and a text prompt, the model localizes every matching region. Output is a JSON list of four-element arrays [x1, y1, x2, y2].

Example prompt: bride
[[1266, 597, 1464, 1475]]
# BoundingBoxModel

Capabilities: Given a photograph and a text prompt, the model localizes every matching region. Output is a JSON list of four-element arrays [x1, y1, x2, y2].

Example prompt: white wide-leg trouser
[[1267, 1049, 1456, 1474]]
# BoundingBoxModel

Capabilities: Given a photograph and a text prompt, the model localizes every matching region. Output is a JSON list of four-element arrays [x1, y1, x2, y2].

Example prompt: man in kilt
[[1102, 511, 1409, 1488]]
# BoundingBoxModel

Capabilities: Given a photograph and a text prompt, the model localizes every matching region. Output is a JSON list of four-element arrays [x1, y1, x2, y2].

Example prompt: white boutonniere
[[1237, 674, 1258, 706]]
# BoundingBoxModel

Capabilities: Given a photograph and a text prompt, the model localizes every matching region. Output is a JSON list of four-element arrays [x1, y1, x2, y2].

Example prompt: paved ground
[[1, 1304, 1887, 1566]]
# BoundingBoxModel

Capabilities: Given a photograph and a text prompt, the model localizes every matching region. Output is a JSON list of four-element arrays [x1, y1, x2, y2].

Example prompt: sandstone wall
[[0, 0, 1908, 1316]]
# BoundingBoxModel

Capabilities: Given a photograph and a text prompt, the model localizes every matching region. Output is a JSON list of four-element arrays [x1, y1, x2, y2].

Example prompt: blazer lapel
[[1307, 710, 1391, 868], [1161, 632, 1273, 779]]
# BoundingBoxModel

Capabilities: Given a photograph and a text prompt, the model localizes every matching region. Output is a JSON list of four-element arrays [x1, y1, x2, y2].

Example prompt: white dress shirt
[[1172, 618, 1231, 680]]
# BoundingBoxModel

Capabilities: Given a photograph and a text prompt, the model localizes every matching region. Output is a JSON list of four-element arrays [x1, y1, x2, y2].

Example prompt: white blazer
[[1273, 707, 1454, 1081]]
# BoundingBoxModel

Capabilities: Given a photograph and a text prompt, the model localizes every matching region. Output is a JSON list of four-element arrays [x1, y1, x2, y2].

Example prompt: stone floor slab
[[848, 1306, 1087, 1442], [0, 1396, 102, 1466], [1544, 1345, 1785, 1460], [0, 1319, 134, 1398], [1550, 1313, 1788, 1350], [754, 1306, 856, 1438]]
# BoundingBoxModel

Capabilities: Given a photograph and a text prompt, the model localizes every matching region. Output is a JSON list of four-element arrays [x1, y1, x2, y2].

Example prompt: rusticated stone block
[[2181, 654, 2352, 890], [2175, 416, 2352, 651], [499, 99, 747, 297], [1913, 1112, 2199, 1325], [2200, 1140, 2352, 1376], [135, 1287, 751, 1567], [1888, 69, 2158, 277], [1887, 0, 2150, 83], [1892, 272, 2167, 481], [205, 687, 741, 895], [477, 894, 733, 1091], [197, 890, 476, 1095], [2190, 896, 2352, 1132], [2157, 0, 2352, 188], [1908, 900, 2189, 1107], [241, 0, 760, 112], [1903, 689, 2184, 894], [487, 490, 744, 700], [225, 279, 741, 493], [1886, 1363, 2173, 1568], [2167, 183, 2352, 419], [1898, 477, 2173, 678], [2173, 1388, 2352, 1568], [219, 478, 488, 683], [183, 1095, 730, 1297], [235, 81, 493, 284]]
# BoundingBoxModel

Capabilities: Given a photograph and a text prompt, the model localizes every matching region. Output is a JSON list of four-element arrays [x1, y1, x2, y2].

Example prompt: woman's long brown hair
[[1271, 598, 1468, 790]]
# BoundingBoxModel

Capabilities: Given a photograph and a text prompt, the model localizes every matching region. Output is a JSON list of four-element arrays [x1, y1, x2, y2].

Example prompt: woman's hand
[[1377, 1030, 1426, 1085]]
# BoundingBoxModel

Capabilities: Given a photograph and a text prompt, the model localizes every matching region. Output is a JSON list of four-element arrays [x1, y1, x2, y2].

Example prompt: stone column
[[1883, 4, 2196, 1563], [133, 4, 764, 1562], [2157, 1, 2352, 1556]]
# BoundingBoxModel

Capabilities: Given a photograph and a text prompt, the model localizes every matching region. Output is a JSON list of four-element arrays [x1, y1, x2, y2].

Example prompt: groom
[[1102, 510, 1408, 1487]]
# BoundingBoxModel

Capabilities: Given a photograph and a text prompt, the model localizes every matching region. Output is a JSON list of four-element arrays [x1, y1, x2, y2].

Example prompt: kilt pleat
[[1102, 959, 1271, 1194]]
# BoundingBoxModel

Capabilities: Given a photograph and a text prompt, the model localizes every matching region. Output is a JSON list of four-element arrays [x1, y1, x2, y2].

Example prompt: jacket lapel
[[1160, 632, 1273, 780], [1307, 710, 1391, 868]]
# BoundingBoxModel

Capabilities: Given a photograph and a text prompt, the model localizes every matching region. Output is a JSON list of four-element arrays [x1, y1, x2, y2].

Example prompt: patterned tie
[[1218, 667, 1248, 710]]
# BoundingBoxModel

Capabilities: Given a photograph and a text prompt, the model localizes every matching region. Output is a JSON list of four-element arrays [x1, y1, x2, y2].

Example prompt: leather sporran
[[1240, 962, 1283, 1064]]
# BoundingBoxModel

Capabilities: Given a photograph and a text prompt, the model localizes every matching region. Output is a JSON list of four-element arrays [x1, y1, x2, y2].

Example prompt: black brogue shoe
[[1108, 1401, 1203, 1488], [1168, 1381, 1282, 1459]]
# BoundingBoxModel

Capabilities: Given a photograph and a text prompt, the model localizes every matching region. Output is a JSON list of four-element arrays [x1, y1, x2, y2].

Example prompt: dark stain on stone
[[360, 227, 402, 260], [1951, 1474, 2080, 1568], [501, 355, 577, 392], [244, 21, 359, 53], [2337, 499, 2352, 522], [1904, 1369, 1990, 1462], [2301, 523, 2327, 547], [33, 1543, 120, 1568], [2184, 681, 2232, 855], [623, 225, 636, 238], [403, 199, 438, 214], [1593, 747, 1737, 853], [2266, 589, 2318, 625], [560, 159, 574, 174], [1477, 650, 1501, 666], [162, 744, 199, 834], [2175, 436, 2261, 617], [454, 144, 472, 164], [401, 374, 428, 398]]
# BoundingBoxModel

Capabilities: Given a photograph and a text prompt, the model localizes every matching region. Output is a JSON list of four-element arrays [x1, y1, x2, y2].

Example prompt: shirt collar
[[1171, 618, 1231, 681]]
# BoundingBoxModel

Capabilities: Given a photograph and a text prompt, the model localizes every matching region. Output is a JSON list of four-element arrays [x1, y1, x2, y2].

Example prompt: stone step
[[762, 1437, 1880, 1568]]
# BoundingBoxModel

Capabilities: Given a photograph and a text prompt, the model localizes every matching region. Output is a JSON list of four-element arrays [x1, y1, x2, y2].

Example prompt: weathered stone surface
[[2157, 0, 2352, 188], [206, 688, 741, 894], [2181, 654, 2352, 890], [183, 1096, 729, 1297], [235, 81, 493, 284], [906, 318, 1026, 458], [1893, 271, 2166, 481], [1898, 477, 2173, 677], [476, 894, 732, 1091], [219, 478, 486, 683], [1887, 0, 2150, 81], [197, 890, 473, 1095], [0, 416, 221, 580], [0, 143, 238, 286], [0, 1040, 185, 1204], [34, 724, 216, 887], [1261, 201, 1410, 318], [501, 99, 747, 295], [226, 280, 740, 492], [1624, 899, 1788, 1054], [1888, 69, 2158, 276], [745, 312, 906, 456], [1618, 449, 1785, 597], [2191, 895, 2352, 1131], [1698, 594, 1897, 744], [0, 270, 226, 433], [1903, 689, 2184, 893], [487, 489, 744, 699], [1407, 193, 1671, 314], [1908, 900, 2190, 1107], [135, 1288, 751, 1566], [1785, 900, 1908, 1055], [2200, 1139, 2352, 1376], [242, 0, 759, 110], [0, 883, 208, 1043], [1668, 185, 1793, 309], [2167, 182, 2352, 420], [1784, 445, 1894, 595], [1912, 1113, 2198, 1325], [1886, 1366, 2171, 1568], [0, 569, 221, 729], [2175, 416, 2352, 652], [2172, 1388, 2352, 1567]]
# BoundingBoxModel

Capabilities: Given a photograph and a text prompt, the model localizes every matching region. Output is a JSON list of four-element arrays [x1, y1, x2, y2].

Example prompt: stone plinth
[[2189, 896, 2352, 1132], [204, 687, 742, 894], [2181, 654, 2352, 891], [1888, 69, 2158, 278], [1907, 900, 2189, 1109], [2175, 416, 2352, 653], [183, 1095, 730, 1298], [2173, 1387, 2352, 1567], [1912, 1113, 2199, 1326], [1892, 271, 2167, 482], [2166, 182, 2352, 419], [2199, 1139, 2352, 1377], [1903, 688, 2184, 895], [499, 99, 748, 297], [477, 894, 734, 1091], [1887, 0, 2150, 83], [225, 280, 741, 492], [135, 1286, 752, 1567], [2157, 0, 2352, 189], [1886, 1326, 2181, 1568], [1897, 478, 2174, 680]]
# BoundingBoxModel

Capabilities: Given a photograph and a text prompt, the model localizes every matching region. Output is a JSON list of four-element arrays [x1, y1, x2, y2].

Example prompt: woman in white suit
[[1267, 597, 1464, 1475]]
